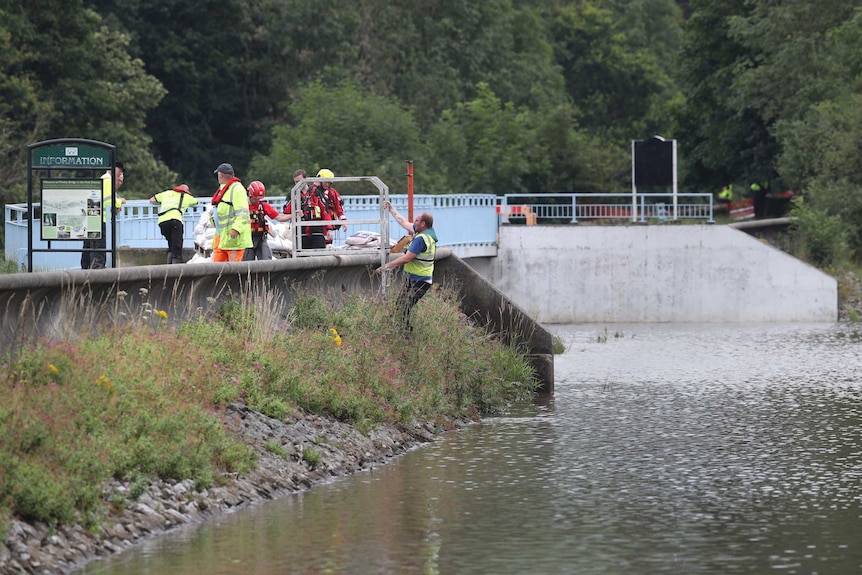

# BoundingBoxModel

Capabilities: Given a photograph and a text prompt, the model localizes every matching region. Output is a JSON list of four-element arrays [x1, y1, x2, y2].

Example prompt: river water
[[79, 323, 862, 575]]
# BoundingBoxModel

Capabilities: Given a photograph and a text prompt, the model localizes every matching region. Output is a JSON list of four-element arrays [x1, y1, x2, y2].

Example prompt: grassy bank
[[0, 285, 538, 535]]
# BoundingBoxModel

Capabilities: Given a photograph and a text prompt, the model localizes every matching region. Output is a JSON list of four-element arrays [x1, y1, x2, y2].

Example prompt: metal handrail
[[500, 193, 714, 224]]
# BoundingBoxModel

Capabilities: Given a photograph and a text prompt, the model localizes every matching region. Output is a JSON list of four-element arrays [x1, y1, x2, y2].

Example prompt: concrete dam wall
[[489, 224, 837, 323]]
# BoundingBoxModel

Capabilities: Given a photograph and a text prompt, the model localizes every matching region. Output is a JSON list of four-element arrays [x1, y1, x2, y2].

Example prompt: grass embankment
[[0, 285, 538, 534]]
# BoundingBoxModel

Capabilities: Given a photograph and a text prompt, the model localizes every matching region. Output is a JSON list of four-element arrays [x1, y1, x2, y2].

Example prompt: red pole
[[406, 160, 414, 223]]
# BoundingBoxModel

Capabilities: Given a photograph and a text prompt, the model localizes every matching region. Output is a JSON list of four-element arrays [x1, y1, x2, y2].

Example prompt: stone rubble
[[0, 403, 465, 575]]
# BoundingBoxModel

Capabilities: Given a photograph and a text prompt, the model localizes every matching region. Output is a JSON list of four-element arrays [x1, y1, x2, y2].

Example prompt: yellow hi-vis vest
[[101, 172, 124, 223], [155, 190, 198, 224], [404, 230, 437, 280], [215, 181, 253, 250]]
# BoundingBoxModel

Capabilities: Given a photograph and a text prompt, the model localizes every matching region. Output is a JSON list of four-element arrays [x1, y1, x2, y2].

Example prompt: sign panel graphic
[[41, 179, 102, 241]]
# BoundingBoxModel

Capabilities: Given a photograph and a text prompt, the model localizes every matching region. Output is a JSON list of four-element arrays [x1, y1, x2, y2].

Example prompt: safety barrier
[[5, 191, 714, 270], [728, 198, 755, 220], [496, 204, 537, 225]]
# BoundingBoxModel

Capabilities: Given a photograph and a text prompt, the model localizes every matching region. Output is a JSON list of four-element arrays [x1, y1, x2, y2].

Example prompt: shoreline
[[1, 403, 466, 574]]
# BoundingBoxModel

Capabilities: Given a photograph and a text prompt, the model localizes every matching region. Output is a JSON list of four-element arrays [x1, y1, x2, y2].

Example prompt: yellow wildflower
[[48, 363, 59, 375], [155, 310, 168, 319], [96, 375, 115, 395], [329, 328, 342, 348]]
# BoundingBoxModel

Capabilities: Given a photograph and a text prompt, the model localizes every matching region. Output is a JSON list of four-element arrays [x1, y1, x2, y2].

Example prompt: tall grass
[[0, 283, 538, 533]]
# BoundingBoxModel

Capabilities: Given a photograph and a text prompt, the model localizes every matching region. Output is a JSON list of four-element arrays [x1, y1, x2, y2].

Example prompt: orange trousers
[[212, 234, 245, 262]]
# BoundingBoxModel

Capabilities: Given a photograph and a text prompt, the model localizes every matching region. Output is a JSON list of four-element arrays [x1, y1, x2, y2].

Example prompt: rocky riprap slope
[[1, 403, 462, 575]]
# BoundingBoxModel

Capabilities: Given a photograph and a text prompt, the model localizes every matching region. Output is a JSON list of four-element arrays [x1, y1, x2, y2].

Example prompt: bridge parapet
[[4, 194, 500, 270]]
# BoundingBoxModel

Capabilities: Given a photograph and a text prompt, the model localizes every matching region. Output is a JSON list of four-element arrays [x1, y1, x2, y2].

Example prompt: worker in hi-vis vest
[[149, 184, 198, 264], [82, 162, 126, 269], [376, 202, 438, 333]]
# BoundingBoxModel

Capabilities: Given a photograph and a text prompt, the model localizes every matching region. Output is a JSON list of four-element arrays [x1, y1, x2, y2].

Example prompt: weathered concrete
[[436, 257, 554, 393], [0, 249, 553, 391], [490, 224, 837, 323]]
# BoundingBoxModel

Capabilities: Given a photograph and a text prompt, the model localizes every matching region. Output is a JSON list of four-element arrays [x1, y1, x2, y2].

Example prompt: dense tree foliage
[[552, 0, 683, 144], [679, 0, 862, 255], [250, 81, 424, 195], [0, 0, 173, 202], [3, 0, 862, 261]]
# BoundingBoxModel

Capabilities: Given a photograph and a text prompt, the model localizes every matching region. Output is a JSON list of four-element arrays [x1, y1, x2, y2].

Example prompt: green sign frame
[[30, 143, 111, 169], [25, 138, 117, 272]]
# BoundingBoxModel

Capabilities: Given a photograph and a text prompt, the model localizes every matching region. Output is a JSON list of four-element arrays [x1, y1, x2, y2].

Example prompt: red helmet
[[248, 180, 266, 200]]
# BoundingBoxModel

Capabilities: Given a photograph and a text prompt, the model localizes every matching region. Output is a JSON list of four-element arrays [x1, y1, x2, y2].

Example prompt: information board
[[41, 179, 102, 241]]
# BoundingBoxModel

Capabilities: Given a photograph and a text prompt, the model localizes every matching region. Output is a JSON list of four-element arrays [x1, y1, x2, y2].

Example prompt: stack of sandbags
[[188, 208, 293, 261], [188, 205, 215, 263], [267, 222, 293, 257], [343, 230, 395, 249]]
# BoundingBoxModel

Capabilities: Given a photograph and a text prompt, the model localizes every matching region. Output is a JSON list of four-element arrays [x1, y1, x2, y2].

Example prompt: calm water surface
[[80, 323, 862, 575]]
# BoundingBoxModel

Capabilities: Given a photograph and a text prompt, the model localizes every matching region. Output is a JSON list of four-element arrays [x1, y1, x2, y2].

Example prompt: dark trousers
[[395, 277, 431, 332], [81, 222, 107, 269], [301, 233, 326, 250], [159, 219, 184, 264], [243, 233, 273, 261]]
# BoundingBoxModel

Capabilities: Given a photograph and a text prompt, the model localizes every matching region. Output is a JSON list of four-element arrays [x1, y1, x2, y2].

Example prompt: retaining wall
[[0, 250, 554, 392]]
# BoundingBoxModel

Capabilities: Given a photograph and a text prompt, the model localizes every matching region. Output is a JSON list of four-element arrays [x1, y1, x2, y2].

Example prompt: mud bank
[[0, 404, 465, 574]]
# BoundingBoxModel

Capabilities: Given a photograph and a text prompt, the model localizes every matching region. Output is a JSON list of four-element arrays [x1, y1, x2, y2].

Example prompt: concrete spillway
[[490, 224, 837, 323]]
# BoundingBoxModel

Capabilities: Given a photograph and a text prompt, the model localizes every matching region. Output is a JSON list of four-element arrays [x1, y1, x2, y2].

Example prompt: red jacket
[[283, 191, 331, 236], [312, 183, 345, 221]]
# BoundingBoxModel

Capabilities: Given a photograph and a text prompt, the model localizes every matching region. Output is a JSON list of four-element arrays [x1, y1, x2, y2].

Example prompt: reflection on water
[[80, 324, 862, 575]]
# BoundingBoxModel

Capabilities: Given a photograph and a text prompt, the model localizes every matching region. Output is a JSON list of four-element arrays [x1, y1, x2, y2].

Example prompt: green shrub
[[290, 295, 330, 330], [264, 441, 289, 459], [0, 259, 20, 274], [552, 336, 565, 354], [7, 460, 77, 525], [789, 198, 852, 269], [302, 447, 322, 469]]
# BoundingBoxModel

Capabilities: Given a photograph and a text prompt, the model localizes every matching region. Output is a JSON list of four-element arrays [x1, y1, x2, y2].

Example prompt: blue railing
[[5, 192, 714, 270], [499, 193, 714, 224], [5, 194, 500, 270]]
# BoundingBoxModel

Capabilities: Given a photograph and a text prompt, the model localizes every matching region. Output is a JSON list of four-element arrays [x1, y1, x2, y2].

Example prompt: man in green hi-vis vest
[[376, 203, 438, 333]]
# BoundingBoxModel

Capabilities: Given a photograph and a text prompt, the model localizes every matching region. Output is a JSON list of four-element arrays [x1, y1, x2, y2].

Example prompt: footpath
[[0, 403, 467, 574]]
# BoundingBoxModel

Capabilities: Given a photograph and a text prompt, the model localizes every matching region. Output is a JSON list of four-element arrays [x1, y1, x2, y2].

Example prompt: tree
[[88, 0, 360, 191], [425, 84, 539, 195], [0, 5, 46, 193], [424, 83, 623, 195], [0, 0, 172, 202], [728, 0, 858, 124], [550, 0, 683, 145], [776, 93, 862, 254], [250, 81, 423, 195], [89, 0, 568, 192], [674, 0, 778, 192]]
